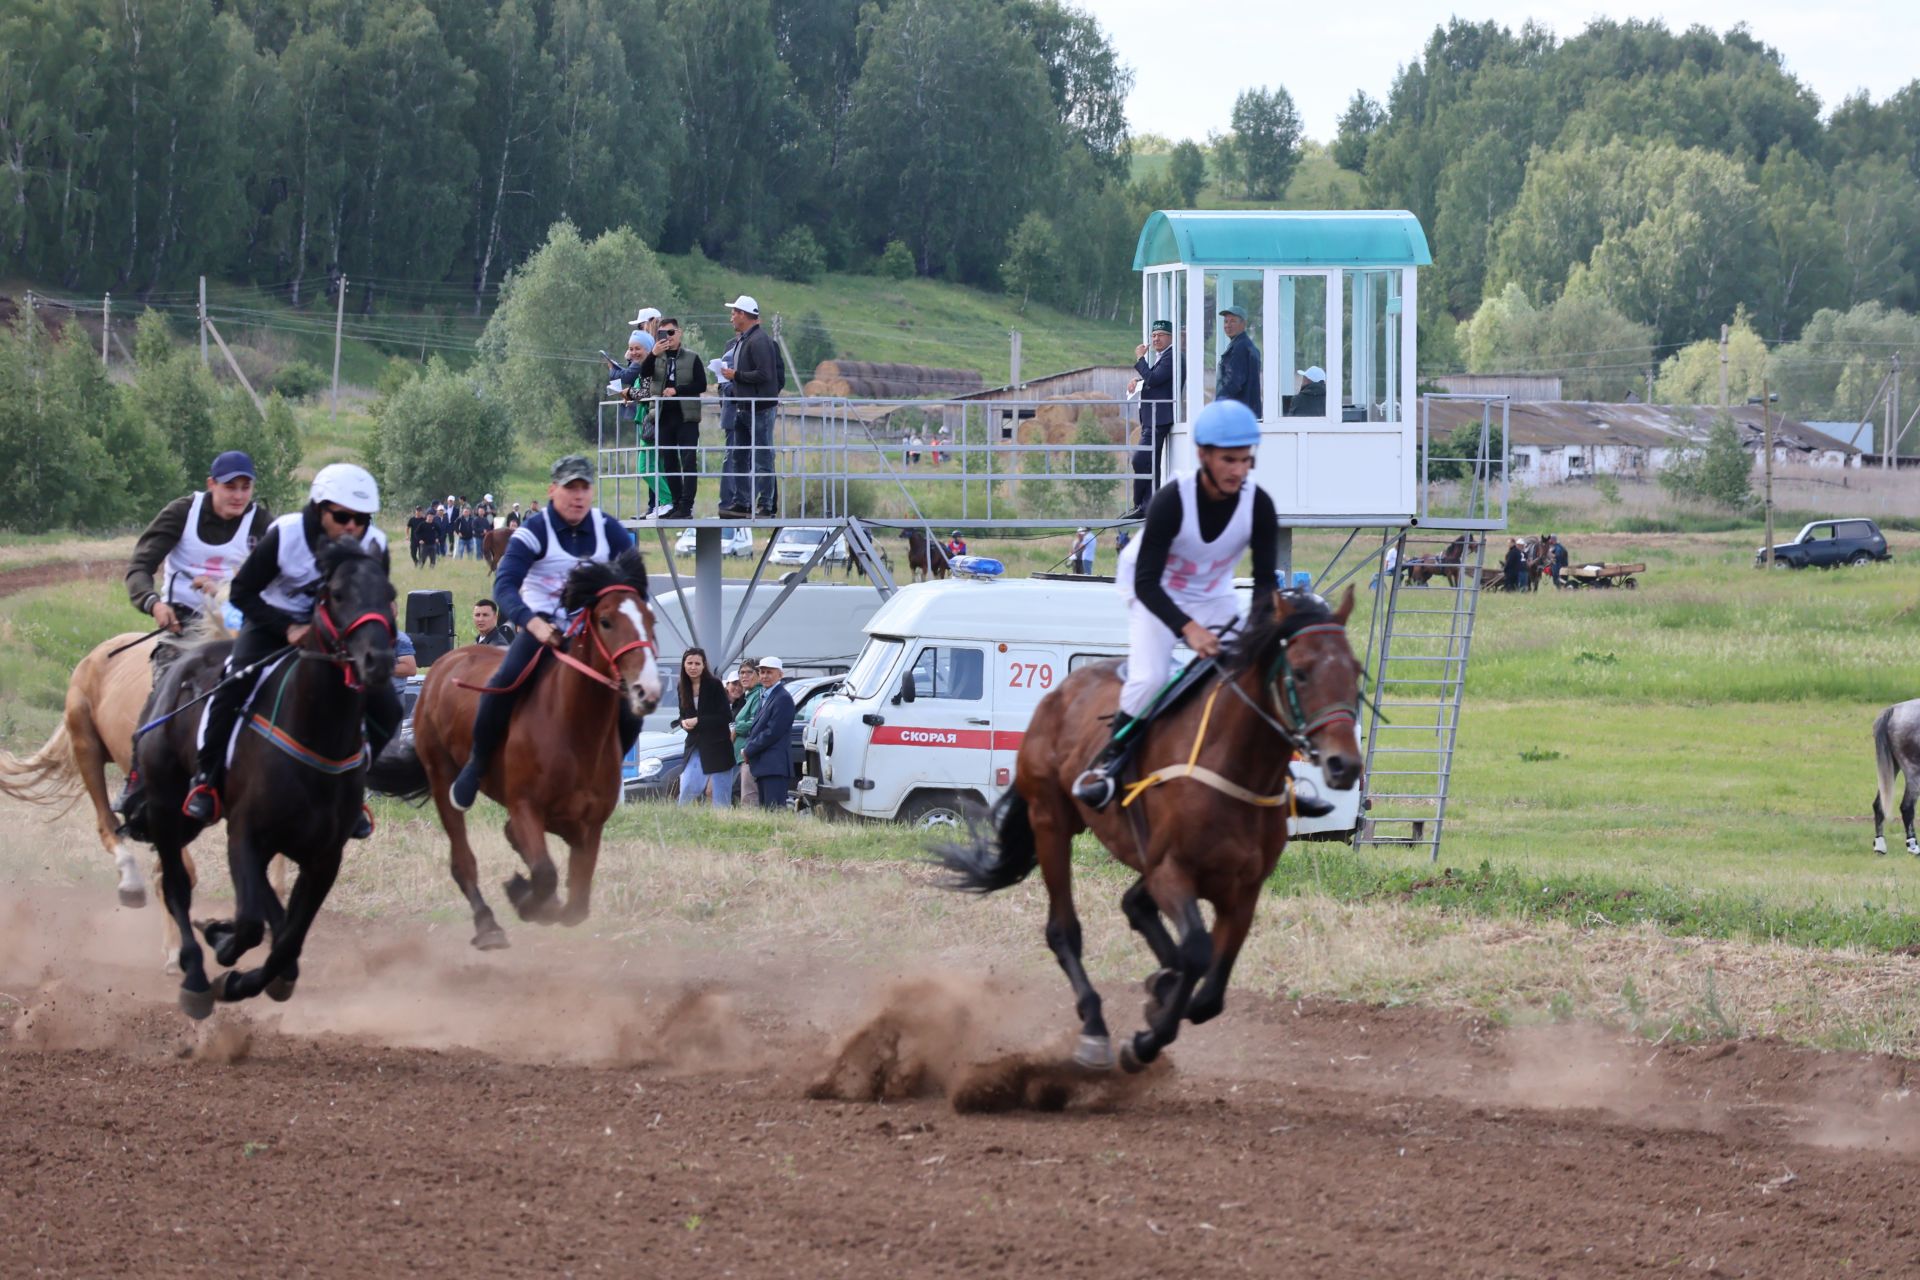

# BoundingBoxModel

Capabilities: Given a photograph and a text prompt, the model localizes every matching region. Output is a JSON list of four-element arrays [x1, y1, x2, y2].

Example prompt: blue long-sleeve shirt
[[492, 504, 637, 628]]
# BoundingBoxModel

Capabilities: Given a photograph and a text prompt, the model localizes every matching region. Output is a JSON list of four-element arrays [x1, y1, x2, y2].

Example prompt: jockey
[[116, 451, 270, 832], [449, 454, 640, 811], [182, 464, 398, 839], [1072, 398, 1332, 816]]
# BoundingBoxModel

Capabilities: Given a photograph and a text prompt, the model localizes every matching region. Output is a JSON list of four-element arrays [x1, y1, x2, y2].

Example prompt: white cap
[[758, 655, 784, 672], [628, 306, 662, 327], [725, 666, 741, 682], [725, 295, 760, 316], [310, 463, 381, 514], [484, 493, 493, 503], [1301, 365, 1327, 382]]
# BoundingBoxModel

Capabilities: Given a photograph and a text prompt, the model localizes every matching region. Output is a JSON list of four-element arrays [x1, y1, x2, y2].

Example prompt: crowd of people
[[672, 651, 795, 810]]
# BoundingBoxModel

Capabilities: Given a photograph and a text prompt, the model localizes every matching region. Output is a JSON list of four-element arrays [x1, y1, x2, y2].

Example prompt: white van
[[768, 526, 849, 569], [799, 577, 1362, 836]]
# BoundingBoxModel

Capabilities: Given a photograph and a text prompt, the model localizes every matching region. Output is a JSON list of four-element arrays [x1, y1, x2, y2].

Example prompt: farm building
[[1424, 400, 1860, 488]]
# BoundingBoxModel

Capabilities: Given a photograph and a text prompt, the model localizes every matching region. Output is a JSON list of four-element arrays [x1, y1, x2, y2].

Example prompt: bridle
[[556, 584, 656, 692], [1218, 617, 1361, 764], [309, 588, 396, 693]]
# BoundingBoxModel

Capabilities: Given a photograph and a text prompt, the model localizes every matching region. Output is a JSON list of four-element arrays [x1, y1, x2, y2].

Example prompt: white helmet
[[310, 463, 381, 514]]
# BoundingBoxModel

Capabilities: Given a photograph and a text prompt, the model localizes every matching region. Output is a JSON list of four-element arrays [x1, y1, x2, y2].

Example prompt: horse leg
[[155, 838, 213, 1019], [1119, 870, 1211, 1074], [154, 848, 197, 974], [502, 806, 560, 923], [1186, 894, 1258, 1025], [1121, 877, 1182, 1021], [1028, 804, 1111, 1070], [557, 828, 601, 927], [201, 832, 270, 969], [216, 853, 339, 1005], [1904, 776, 1919, 856], [430, 788, 506, 949], [70, 713, 146, 908], [1874, 791, 1888, 855]]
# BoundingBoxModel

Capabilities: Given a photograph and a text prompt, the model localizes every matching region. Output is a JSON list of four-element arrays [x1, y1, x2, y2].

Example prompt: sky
[[1088, 0, 1920, 143]]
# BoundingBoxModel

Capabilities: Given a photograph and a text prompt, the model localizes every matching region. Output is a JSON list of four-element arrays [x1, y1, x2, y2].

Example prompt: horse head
[[313, 537, 397, 690], [562, 548, 662, 717], [1227, 585, 1364, 792]]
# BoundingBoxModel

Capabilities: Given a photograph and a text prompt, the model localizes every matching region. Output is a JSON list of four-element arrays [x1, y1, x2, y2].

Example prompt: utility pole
[[1717, 323, 1729, 409], [1009, 329, 1022, 390], [1762, 377, 1775, 569], [198, 276, 209, 367], [101, 293, 110, 366], [1645, 367, 1654, 404], [331, 276, 348, 422], [1892, 353, 1903, 471]]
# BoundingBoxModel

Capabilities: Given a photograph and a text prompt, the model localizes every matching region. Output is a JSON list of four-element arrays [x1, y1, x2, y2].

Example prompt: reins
[[453, 583, 655, 696]]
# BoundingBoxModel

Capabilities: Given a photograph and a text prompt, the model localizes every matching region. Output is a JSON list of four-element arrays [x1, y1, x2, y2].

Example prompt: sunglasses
[[322, 505, 371, 528]]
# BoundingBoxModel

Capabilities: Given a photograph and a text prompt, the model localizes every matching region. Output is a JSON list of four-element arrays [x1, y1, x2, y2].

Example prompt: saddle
[[1112, 652, 1219, 740]]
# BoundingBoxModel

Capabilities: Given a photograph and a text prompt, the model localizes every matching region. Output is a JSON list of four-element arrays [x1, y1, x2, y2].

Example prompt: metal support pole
[[199, 277, 209, 367], [1718, 323, 1729, 410], [1892, 354, 1903, 470], [694, 526, 725, 667], [331, 276, 348, 421], [101, 293, 110, 365], [1010, 329, 1022, 389], [1762, 379, 1774, 569], [1277, 527, 1293, 587]]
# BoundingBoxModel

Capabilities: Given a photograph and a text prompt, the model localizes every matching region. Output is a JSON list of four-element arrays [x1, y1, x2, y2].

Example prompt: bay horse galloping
[[938, 588, 1364, 1073], [139, 538, 396, 1017], [401, 550, 660, 948]]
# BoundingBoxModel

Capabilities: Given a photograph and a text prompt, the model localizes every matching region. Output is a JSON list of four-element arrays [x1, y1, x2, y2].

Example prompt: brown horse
[[481, 526, 512, 572], [400, 550, 661, 947], [937, 588, 1364, 1073], [904, 527, 948, 583]]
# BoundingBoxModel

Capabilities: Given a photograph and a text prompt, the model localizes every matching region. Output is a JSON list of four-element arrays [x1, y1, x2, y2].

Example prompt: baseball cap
[[725, 295, 761, 316], [551, 454, 596, 485], [1219, 304, 1248, 322], [1301, 365, 1327, 382], [209, 450, 255, 482], [758, 655, 784, 672], [628, 306, 662, 327]]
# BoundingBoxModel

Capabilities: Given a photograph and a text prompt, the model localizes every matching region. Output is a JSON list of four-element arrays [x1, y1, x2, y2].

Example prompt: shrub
[[1659, 416, 1754, 509], [271, 359, 327, 400], [877, 239, 915, 280], [370, 359, 515, 508], [212, 393, 304, 513], [768, 227, 826, 283]]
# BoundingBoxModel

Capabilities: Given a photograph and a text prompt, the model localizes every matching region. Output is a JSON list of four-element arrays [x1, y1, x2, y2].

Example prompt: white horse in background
[[1872, 700, 1920, 855]]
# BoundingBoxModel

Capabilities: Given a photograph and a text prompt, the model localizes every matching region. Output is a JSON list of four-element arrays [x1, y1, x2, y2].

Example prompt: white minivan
[[799, 577, 1361, 836]]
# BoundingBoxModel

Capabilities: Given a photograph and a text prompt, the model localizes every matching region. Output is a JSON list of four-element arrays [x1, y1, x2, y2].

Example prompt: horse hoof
[[1073, 1034, 1115, 1072], [472, 925, 510, 951], [118, 886, 147, 910], [265, 976, 297, 1003], [1117, 1040, 1145, 1074], [179, 986, 215, 1021], [503, 873, 532, 907], [1142, 968, 1178, 1022], [1875, 838, 1889, 855]]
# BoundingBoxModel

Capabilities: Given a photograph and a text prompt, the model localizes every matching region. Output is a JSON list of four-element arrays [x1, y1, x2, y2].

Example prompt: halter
[[310, 592, 396, 692]]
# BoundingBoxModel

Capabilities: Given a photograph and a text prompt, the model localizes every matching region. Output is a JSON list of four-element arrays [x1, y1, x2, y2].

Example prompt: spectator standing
[[676, 648, 737, 807], [1216, 305, 1262, 417], [1126, 319, 1177, 519], [730, 658, 763, 806], [725, 666, 745, 717], [1502, 539, 1524, 592], [713, 327, 747, 517], [741, 656, 796, 810], [639, 319, 708, 518], [613, 329, 667, 520], [473, 598, 515, 647], [1549, 535, 1569, 588], [1371, 541, 1398, 591], [1071, 527, 1095, 575], [407, 506, 430, 566], [712, 296, 782, 519]]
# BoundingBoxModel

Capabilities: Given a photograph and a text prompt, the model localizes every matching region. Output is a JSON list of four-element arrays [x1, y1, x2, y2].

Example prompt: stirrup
[[1288, 776, 1336, 819], [1073, 767, 1118, 811], [182, 781, 222, 824], [450, 759, 486, 812]]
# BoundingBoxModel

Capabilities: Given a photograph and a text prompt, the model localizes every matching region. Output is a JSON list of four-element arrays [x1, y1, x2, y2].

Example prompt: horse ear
[[1332, 583, 1355, 624], [1271, 590, 1294, 622]]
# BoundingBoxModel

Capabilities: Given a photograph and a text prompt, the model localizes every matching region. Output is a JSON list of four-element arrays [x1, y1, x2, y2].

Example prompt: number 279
[[1007, 662, 1053, 689]]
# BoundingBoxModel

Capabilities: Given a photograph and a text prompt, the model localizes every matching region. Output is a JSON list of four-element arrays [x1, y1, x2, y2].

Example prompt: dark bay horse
[[402, 551, 660, 947], [138, 539, 396, 1018], [938, 588, 1365, 1073], [904, 527, 948, 582]]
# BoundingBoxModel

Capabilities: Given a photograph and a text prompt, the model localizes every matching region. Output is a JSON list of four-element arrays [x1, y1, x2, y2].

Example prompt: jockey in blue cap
[[1072, 398, 1333, 816]]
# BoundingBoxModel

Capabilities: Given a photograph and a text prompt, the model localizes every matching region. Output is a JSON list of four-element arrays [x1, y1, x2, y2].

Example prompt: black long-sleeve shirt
[[1132, 475, 1277, 634]]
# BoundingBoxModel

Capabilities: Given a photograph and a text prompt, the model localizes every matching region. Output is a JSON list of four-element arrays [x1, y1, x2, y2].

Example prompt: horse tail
[[1874, 705, 1903, 823], [932, 789, 1036, 894], [0, 720, 80, 806], [366, 738, 431, 802]]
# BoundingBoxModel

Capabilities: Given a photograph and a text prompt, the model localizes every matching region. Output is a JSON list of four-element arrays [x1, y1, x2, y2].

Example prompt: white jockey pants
[[1119, 594, 1241, 718]]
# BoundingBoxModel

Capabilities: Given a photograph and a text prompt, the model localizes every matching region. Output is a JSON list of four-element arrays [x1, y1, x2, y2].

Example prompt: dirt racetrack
[[4, 882, 1920, 1278]]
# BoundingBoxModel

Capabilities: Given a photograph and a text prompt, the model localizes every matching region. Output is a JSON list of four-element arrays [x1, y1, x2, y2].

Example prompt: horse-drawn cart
[[1564, 562, 1645, 590]]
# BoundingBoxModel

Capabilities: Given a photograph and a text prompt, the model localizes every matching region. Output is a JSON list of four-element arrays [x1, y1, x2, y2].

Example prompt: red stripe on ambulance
[[870, 726, 1023, 751]]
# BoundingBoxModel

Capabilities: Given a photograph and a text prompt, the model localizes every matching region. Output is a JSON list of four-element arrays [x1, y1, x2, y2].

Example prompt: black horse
[[137, 537, 396, 1018]]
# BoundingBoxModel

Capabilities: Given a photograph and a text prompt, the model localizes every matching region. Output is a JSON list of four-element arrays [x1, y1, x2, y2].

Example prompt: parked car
[[1756, 518, 1892, 568], [622, 729, 688, 801], [674, 527, 754, 558], [767, 526, 849, 569]]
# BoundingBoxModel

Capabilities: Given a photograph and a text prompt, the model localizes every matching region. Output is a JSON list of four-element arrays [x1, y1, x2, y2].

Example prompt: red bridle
[[312, 597, 397, 692], [556, 584, 657, 692]]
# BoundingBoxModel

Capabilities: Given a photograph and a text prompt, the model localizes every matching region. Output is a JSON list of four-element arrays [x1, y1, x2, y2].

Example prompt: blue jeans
[[726, 401, 776, 514], [719, 397, 747, 511], [678, 753, 736, 806]]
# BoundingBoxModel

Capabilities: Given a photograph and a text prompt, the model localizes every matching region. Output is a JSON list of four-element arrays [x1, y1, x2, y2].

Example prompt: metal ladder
[[1355, 530, 1488, 861]]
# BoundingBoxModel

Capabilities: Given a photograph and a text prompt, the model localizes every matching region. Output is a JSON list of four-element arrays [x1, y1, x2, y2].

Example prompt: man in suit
[[740, 655, 796, 810], [1125, 319, 1177, 519]]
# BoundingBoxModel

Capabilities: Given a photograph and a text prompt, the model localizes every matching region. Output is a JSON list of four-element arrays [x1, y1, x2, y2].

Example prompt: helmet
[[1192, 399, 1261, 448], [310, 463, 381, 514]]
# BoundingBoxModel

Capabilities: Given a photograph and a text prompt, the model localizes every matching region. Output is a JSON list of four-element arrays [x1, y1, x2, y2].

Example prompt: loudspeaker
[[406, 588, 455, 666]]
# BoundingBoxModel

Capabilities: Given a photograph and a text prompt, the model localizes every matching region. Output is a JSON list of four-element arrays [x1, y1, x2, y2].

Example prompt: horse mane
[[561, 547, 649, 614], [316, 534, 380, 578], [1220, 590, 1334, 676]]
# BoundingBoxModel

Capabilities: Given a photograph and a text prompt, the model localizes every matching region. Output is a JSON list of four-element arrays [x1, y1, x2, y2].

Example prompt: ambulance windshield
[[846, 637, 905, 699]]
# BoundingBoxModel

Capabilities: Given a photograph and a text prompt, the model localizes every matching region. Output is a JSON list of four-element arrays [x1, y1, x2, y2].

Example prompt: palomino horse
[[939, 588, 1364, 1073], [481, 526, 513, 572], [401, 550, 660, 947], [138, 538, 397, 1017]]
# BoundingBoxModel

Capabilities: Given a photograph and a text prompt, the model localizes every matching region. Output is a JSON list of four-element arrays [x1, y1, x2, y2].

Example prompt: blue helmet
[[1192, 399, 1261, 448]]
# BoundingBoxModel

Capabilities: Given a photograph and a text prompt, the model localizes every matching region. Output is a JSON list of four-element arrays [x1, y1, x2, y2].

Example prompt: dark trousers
[[1132, 418, 1170, 508], [468, 626, 641, 766], [718, 398, 746, 510], [755, 771, 789, 810], [725, 401, 777, 515], [660, 417, 699, 511], [195, 622, 402, 783]]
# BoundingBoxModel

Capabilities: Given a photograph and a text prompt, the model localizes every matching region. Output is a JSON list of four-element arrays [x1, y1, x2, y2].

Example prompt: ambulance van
[[799, 577, 1361, 837]]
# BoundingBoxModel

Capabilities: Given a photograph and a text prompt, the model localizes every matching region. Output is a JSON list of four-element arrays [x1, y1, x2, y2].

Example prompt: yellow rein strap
[[1118, 682, 1298, 812]]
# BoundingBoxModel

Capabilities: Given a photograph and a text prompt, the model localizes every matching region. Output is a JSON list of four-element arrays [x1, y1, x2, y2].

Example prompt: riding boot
[[1287, 765, 1337, 819], [450, 685, 516, 811], [351, 805, 375, 839], [1072, 712, 1139, 811]]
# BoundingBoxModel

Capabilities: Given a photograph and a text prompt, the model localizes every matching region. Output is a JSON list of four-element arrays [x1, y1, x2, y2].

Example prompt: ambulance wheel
[[903, 792, 968, 831]]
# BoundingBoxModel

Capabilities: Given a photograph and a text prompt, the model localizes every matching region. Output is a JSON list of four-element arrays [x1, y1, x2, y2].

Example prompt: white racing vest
[[512, 508, 610, 621], [161, 492, 260, 614], [256, 511, 388, 623], [1117, 470, 1255, 622]]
